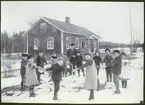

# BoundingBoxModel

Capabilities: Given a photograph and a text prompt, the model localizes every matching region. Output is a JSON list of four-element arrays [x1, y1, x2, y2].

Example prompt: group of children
[[20, 48, 130, 100]]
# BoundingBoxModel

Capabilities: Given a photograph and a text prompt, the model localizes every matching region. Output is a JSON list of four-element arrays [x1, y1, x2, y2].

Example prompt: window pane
[[34, 38, 39, 50], [47, 37, 54, 49]]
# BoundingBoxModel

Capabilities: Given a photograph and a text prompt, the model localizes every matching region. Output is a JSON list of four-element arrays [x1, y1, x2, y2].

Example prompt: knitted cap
[[27, 55, 34, 59], [57, 57, 64, 61], [22, 53, 28, 57]]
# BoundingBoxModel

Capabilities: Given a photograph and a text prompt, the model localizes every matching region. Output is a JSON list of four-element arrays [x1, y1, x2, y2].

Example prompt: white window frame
[[47, 37, 54, 50], [34, 38, 39, 50], [75, 37, 79, 49], [66, 37, 71, 49]]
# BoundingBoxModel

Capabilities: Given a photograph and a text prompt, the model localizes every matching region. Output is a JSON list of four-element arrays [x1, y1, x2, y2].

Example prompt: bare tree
[[132, 32, 141, 52]]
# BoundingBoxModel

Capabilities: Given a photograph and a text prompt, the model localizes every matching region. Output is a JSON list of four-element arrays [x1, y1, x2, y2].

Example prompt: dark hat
[[27, 55, 34, 59], [113, 50, 120, 54], [22, 53, 28, 57], [70, 43, 74, 46], [84, 53, 91, 56], [77, 51, 81, 53], [95, 50, 100, 55], [57, 57, 64, 61], [39, 50, 44, 53], [121, 52, 126, 56], [105, 48, 110, 52]]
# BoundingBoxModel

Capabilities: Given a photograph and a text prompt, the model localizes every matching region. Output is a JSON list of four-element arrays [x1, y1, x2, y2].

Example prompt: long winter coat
[[20, 59, 27, 76], [25, 62, 39, 87], [120, 59, 129, 79], [78, 59, 98, 90]]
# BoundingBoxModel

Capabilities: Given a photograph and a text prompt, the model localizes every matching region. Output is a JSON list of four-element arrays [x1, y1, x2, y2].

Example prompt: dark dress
[[20, 59, 27, 91], [75, 55, 85, 76]]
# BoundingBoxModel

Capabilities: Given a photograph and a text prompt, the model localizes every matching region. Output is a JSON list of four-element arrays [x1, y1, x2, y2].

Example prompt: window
[[75, 38, 79, 49], [47, 37, 54, 49], [34, 38, 39, 50], [66, 37, 71, 49], [40, 22, 47, 33]]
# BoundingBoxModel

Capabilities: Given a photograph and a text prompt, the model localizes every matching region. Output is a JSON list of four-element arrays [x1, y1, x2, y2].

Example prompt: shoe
[[53, 95, 58, 100], [113, 91, 121, 94], [89, 97, 94, 100], [31, 93, 36, 97]]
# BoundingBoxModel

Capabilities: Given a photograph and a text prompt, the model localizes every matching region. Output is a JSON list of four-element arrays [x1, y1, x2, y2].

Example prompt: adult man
[[35, 51, 47, 83], [109, 50, 122, 94], [67, 43, 77, 75]]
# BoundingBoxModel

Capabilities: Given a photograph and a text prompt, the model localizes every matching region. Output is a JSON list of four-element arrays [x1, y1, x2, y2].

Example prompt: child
[[93, 51, 103, 91], [62, 53, 72, 77], [120, 52, 130, 88], [77, 53, 98, 100], [75, 51, 85, 77], [25, 55, 40, 97], [20, 54, 28, 91], [108, 50, 122, 94], [35, 51, 47, 83], [49, 51, 58, 65], [103, 49, 113, 83], [46, 57, 64, 100], [93, 51, 103, 75]]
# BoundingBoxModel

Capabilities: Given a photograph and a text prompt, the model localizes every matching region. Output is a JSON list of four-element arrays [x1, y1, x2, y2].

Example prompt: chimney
[[65, 17, 70, 24]]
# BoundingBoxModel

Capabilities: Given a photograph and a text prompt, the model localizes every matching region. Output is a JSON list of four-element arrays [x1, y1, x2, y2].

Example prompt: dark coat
[[46, 63, 64, 81], [93, 56, 102, 66], [103, 55, 113, 67], [35, 55, 47, 68], [67, 48, 77, 60], [109, 56, 122, 75], [75, 55, 83, 67], [20, 59, 27, 76]]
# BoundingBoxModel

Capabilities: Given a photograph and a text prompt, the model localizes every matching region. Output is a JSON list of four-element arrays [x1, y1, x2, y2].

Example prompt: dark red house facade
[[23, 17, 101, 57]]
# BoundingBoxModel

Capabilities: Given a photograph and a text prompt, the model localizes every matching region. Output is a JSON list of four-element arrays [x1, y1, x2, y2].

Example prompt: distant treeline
[[1, 31, 27, 54], [1, 31, 144, 54], [99, 41, 143, 52]]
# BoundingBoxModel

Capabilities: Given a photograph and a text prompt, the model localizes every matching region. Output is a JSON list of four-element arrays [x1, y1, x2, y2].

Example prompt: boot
[[113, 90, 121, 94], [53, 94, 58, 100], [29, 90, 33, 97], [31, 89, 36, 97], [89, 90, 93, 100]]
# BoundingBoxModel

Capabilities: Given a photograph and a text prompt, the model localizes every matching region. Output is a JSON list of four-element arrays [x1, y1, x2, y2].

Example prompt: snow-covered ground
[[1, 52, 144, 104]]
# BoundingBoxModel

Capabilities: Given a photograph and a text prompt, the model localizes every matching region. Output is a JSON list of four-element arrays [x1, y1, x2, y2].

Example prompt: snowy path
[[1, 52, 144, 103]]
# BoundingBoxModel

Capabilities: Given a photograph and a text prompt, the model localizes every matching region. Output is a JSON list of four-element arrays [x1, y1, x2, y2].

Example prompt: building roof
[[42, 17, 101, 38]]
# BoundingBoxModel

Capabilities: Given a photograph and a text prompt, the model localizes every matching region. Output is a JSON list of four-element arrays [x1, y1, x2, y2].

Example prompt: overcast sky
[[1, 1, 144, 44]]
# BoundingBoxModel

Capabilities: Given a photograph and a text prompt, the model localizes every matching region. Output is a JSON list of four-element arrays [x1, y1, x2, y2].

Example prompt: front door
[[90, 39, 94, 51]]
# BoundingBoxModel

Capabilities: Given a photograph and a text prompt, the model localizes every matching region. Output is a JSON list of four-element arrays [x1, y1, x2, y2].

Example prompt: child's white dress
[[120, 59, 129, 80]]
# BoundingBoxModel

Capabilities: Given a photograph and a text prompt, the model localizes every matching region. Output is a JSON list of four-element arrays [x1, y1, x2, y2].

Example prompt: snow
[[1, 52, 144, 104]]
